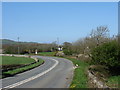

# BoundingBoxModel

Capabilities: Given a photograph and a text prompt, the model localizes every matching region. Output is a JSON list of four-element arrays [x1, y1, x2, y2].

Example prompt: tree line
[[2, 42, 58, 54]]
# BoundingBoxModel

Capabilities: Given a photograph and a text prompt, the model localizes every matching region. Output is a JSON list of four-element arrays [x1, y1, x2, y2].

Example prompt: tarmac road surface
[[1, 56, 74, 88]]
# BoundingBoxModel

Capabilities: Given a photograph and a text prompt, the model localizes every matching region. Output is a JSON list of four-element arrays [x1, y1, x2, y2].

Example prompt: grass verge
[[2, 59, 44, 78], [64, 57, 89, 88], [37, 52, 56, 56], [106, 75, 120, 88]]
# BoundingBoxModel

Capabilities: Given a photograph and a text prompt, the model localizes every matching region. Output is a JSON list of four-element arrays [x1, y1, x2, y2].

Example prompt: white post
[[35, 49, 37, 54]]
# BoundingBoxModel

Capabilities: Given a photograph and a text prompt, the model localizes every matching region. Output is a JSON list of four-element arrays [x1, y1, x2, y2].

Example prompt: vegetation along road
[[1, 56, 74, 88]]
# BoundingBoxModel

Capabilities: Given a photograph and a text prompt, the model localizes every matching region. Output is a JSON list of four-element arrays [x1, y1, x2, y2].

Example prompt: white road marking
[[3, 58, 59, 89]]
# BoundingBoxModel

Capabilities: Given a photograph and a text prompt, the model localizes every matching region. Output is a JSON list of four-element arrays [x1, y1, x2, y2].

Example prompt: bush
[[91, 41, 120, 68], [63, 49, 73, 55]]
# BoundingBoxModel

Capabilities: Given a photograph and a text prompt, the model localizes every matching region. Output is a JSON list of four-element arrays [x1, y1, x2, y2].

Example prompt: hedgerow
[[91, 41, 120, 69]]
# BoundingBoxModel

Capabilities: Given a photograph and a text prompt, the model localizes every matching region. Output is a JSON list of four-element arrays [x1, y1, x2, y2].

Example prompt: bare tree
[[90, 26, 110, 46], [71, 26, 110, 56]]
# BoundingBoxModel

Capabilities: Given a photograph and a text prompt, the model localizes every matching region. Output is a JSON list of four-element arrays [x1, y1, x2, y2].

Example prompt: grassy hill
[[1, 39, 38, 45], [1, 39, 17, 45]]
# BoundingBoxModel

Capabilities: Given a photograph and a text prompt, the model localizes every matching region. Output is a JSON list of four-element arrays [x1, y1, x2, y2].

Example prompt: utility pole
[[57, 37, 59, 47], [18, 37, 20, 54]]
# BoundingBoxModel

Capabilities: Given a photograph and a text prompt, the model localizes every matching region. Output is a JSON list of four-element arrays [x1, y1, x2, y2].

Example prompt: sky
[[2, 2, 118, 44]]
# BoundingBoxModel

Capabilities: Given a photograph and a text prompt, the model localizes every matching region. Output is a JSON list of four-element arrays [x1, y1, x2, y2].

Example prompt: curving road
[[1, 56, 74, 88]]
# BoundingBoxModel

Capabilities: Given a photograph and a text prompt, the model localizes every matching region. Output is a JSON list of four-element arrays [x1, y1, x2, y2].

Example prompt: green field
[[1, 56, 44, 78], [1, 56, 35, 65], [38, 52, 56, 56], [3, 58, 44, 77]]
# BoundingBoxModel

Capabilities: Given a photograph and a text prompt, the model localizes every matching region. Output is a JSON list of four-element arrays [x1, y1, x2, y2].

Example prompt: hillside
[[0, 39, 38, 45], [0, 39, 17, 45]]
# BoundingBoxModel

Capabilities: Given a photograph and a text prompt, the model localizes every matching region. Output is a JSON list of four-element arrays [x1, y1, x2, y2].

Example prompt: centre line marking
[[3, 58, 59, 89]]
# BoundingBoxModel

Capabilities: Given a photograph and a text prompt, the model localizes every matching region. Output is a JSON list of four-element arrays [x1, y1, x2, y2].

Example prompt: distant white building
[[58, 47, 63, 51]]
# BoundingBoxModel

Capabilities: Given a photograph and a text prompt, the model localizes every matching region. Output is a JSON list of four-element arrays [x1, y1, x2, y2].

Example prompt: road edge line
[[2, 58, 59, 89]]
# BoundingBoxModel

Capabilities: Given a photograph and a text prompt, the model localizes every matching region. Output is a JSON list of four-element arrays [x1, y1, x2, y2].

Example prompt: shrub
[[91, 41, 120, 68], [63, 49, 73, 55]]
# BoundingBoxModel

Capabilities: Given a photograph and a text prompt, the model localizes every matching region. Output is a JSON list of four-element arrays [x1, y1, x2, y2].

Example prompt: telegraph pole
[[57, 37, 59, 47], [18, 37, 20, 54]]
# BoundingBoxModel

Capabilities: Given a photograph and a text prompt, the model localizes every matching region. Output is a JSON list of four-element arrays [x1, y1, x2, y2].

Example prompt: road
[[1, 56, 74, 88]]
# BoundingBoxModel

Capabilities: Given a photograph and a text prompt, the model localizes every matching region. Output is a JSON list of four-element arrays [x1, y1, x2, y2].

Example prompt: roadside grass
[[38, 52, 56, 56], [0, 56, 1, 65], [64, 57, 89, 88], [2, 58, 44, 78], [1, 56, 35, 65], [106, 75, 120, 88], [66, 57, 120, 88]]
